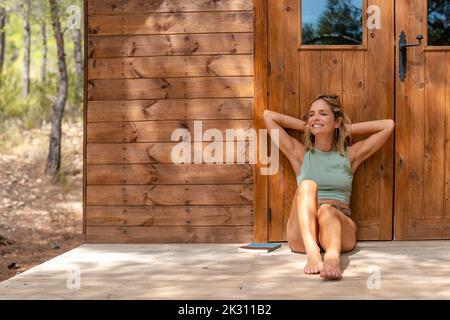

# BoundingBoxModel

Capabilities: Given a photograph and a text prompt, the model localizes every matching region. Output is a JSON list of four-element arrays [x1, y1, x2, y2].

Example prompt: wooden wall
[[85, 0, 255, 242]]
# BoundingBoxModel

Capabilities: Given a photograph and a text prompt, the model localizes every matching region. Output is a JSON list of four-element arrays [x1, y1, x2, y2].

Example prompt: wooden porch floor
[[1, 241, 449, 299]]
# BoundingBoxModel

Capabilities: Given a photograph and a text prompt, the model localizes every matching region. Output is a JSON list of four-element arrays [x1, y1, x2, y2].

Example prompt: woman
[[263, 94, 395, 280]]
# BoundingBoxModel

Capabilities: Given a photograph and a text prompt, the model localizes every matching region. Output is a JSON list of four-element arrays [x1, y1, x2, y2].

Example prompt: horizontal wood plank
[[88, 12, 253, 36], [87, 120, 255, 142], [86, 226, 253, 243], [408, 219, 450, 239], [88, 55, 253, 78], [87, 98, 253, 122], [88, 33, 253, 58], [86, 184, 254, 205], [87, 163, 253, 184], [87, 77, 253, 100], [88, 0, 254, 15], [86, 142, 254, 164], [86, 205, 254, 226]]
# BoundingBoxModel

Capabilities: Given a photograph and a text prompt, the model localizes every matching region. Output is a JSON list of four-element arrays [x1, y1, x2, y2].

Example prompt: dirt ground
[[0, 119, 84, 282]]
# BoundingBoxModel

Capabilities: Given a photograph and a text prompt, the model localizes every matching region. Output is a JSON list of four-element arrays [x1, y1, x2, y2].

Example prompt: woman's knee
[[316, 205, 339, 223], [298, 180, 317, 196]]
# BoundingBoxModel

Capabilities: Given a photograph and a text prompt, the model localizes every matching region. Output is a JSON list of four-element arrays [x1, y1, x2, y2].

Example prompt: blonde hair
[[301, 94, 352, 156]]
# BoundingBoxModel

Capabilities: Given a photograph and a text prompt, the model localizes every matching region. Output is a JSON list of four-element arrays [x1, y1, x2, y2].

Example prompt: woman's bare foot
[[320, 252, 341, 279], [304, 252, 323, 274]]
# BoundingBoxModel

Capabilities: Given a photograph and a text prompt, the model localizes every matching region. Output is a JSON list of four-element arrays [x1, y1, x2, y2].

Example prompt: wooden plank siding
[[85, 0, 256, 242]]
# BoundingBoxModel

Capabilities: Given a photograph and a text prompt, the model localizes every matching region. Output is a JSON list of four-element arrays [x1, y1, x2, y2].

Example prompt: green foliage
[[0, 72, 22, 117], [317, 0, 363, 43], [427, 0, 450, 46], [0, 64, 59, 129], [0, 117, 24, 153], [302, 0, 363, 45], [0, 2, 84, 128], [57, 166, 72, 194], [24, 78, 57, 129]]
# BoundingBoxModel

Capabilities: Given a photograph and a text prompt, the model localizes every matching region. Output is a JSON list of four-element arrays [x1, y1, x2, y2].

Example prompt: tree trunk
[[73, 28, 83, 75], [45, 0, 68, 177], [0, 7, 6, 88], [73, 27, 83, 106], [22, 0, 31, 97], [41, 21, 47, 84]]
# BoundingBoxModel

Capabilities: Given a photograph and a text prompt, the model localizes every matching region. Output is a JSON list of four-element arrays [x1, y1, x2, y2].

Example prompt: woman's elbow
[[263, 109, 273, 125]]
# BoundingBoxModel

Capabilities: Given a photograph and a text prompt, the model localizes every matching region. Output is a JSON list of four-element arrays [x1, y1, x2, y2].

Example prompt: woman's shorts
[[318, 201, 352, 217]]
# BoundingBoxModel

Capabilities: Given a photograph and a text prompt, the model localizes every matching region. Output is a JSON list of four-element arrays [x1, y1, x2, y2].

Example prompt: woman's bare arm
[[263, 110, 305, 174], [264, 110, 307, 131], [349, 119, 395, 172], [347, 120, 394, 136]]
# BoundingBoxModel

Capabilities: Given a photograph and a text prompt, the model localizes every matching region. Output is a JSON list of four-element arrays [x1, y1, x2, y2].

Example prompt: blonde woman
[[263, 94, 395, 280]]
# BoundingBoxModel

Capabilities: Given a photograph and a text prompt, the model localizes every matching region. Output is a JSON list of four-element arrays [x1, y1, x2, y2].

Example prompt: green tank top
[[296, 147, 353, 204]]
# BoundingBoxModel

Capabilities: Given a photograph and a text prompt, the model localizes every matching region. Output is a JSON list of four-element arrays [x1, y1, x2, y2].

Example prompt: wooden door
[[267, 0, 395, 241], [395, 0, 450, 239]]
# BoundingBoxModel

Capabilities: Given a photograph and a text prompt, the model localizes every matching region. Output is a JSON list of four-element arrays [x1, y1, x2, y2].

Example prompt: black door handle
[[399, 31, 423, 81]]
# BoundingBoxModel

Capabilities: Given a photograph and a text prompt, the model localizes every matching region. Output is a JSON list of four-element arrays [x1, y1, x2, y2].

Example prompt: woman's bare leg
[[297, 181, 323, 274], [317, 205, 357, 279], [286, 180, 323, 274]]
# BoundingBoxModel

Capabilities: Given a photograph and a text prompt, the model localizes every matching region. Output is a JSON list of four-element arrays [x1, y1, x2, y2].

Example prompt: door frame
[[253, 0, 269, 242]]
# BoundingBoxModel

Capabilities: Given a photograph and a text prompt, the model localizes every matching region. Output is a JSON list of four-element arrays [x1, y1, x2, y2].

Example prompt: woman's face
[[307, 99, 341, 136]]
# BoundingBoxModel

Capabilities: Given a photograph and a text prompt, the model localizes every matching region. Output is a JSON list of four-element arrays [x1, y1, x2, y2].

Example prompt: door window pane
[[301, 0, 363, 45], [428, 0, 450, 46]]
